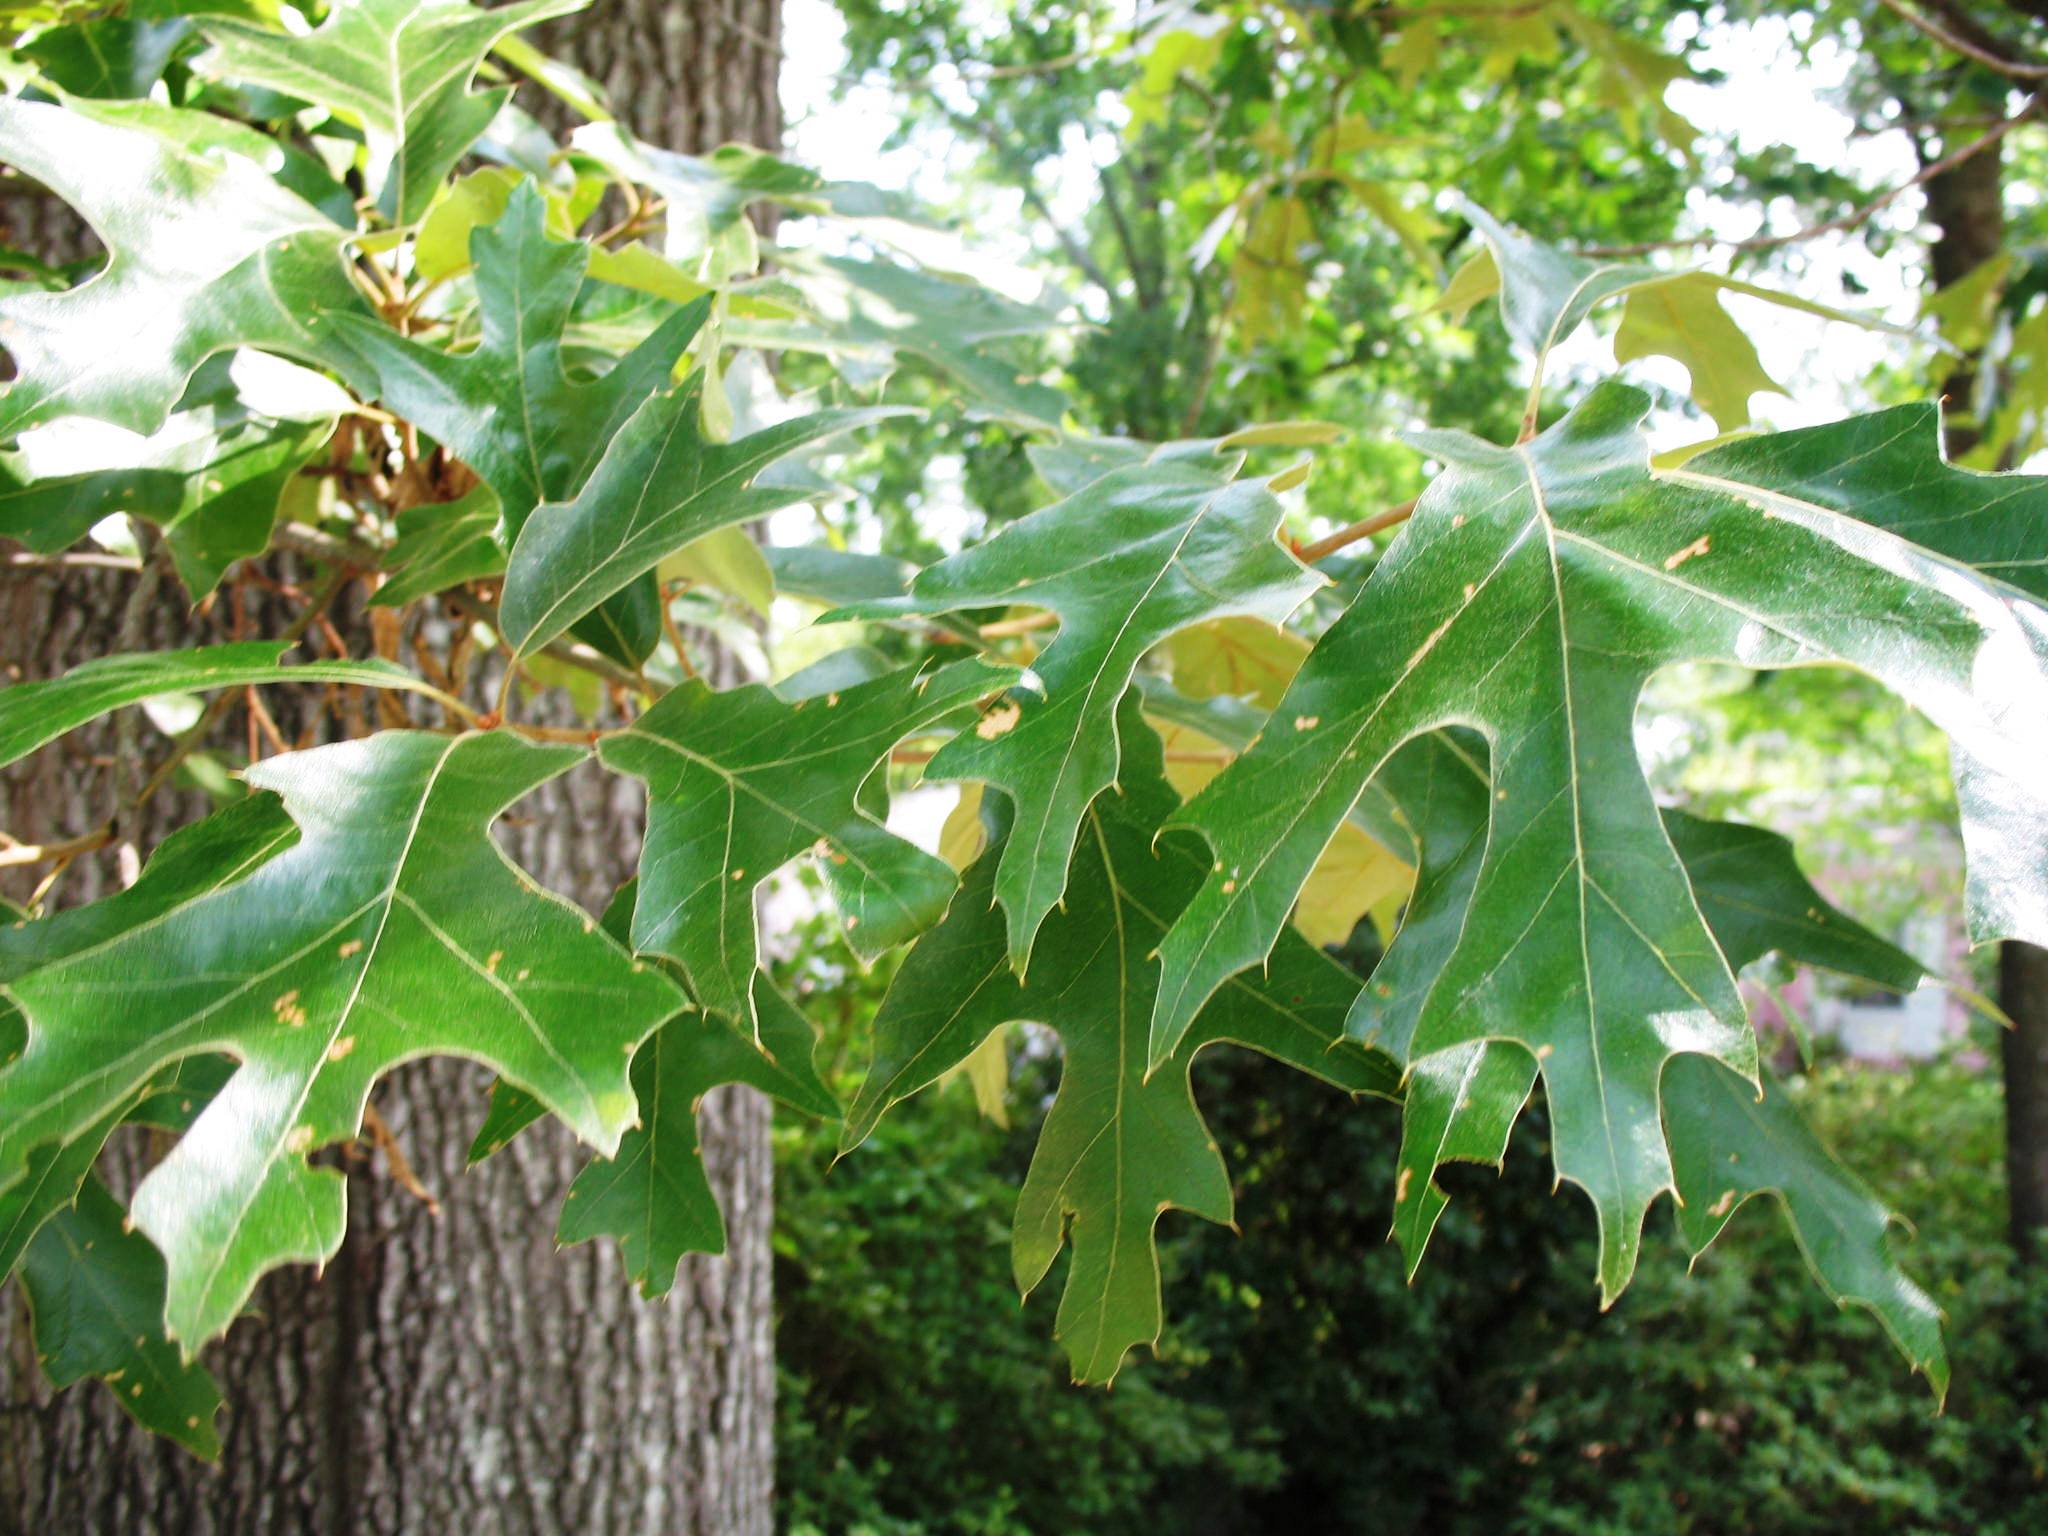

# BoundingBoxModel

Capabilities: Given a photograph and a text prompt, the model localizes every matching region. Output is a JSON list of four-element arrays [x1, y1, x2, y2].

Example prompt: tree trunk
[[0, 4, 784, 1531]]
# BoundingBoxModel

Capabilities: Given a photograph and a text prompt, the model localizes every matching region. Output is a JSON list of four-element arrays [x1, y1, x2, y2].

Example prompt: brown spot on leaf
[[1663, 534, 1711, 571], [976, 700, 1022, 739]]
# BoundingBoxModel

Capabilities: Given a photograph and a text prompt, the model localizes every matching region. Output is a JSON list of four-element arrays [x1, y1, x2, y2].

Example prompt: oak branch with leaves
[[0, 0, 2043, 1457]]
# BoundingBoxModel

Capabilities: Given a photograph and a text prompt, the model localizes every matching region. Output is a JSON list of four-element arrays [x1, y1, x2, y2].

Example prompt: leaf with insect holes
[[826, 455, 1321, 973], [842, 700, 1396, 1383], [21, 1179, 224, 1457], [0, 97, 369, 439], [0, 732, 683, 1350], [1156, 382, 2048, 1301], [598, 655, 1023, 1027], [196, 0, 586, 224]]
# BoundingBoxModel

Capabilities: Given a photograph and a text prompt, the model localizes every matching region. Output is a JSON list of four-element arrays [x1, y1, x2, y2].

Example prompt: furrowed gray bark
[[0, 3, 784, 1529]]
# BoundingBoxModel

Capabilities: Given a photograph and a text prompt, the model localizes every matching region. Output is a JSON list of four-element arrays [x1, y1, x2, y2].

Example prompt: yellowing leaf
[[1614, 272, 1785, 432], [1436, 247, 1501, 323], [938, 783, 988, 872], [585, 240, 716, 306], [1126, 23, 1225, 132], [958, 1028, 1010, 1127], [1164, 616, 1308, 709], [1922, 251, 2012, 355], [657, 524, 776, 619], [1231, 195, 1315, 342]]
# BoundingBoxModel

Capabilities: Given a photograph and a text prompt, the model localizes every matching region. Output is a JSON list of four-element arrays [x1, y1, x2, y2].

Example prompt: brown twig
[[361, 1103, 440, 1216], [1296, 497, 1419, 563], [978, 611, 1059, 639], [441, 588, 650, 696], [3, 550, 145, 572], [0, 827, 115, 870]]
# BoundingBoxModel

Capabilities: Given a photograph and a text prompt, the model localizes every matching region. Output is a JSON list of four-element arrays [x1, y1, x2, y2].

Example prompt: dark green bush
[[775, 953, 2045, 1535]]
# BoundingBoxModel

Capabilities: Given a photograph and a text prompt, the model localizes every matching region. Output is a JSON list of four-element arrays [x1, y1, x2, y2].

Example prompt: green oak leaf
[[0, 797, 298, 1278], [768, 254, 1070, 426], [0, 731, 684, 1349], [1157, 382, 2048, 1298], [467, 970, 833, 1161], [762, 544, 914, 608], [1384, 798, 1925, 1327], [0, 97, 368, 439], [196, 0, 586, 224], [1663, 1055, 1948, 1398], [1156, 673, 1946, 1387], [368, 485, 504, 608], [0, 366, 333, 597], [598, 655, 1022, 1026], [1677, 405, 2048, 948], [0, 642, 444, 770], [559, 979, 836, 1295], [843, 702, 1396, 1383], [336, 186, 714, 663], [21, 16, 192, 98], [498, 375, 894, 659], [463, 875, 833, 1291], [827, 456, 1320, 971], [20, 1179, 223, 1458]]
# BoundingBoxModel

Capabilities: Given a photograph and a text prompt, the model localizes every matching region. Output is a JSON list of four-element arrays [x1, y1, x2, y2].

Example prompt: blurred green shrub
[[775, 936, 2044, 1536]]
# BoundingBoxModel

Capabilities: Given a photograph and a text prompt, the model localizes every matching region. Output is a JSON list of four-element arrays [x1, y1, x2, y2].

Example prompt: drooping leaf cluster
[[0, 0, 2042, 1452]]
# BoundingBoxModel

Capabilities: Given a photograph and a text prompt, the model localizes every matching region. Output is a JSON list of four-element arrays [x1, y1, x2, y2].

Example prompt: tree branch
[[1878, 0, 2048, 79], [1297, 498, 1419, 563], [1581, 98, 2039, 257]]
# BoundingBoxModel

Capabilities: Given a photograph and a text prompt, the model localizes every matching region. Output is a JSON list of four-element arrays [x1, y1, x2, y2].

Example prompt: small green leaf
[[369, 485, 504, 608], [1664, 1056, 1948, 1399], [572, 124, 929, 280], [560, 981, 834, 1295], [22, 1179, 223, 1458], [843, 702, 1395, 1383], [598, 655, 1021, 1025], [0, 642, 446, 770], [499, 381, 893, 658], [22, 16, 192, 99]]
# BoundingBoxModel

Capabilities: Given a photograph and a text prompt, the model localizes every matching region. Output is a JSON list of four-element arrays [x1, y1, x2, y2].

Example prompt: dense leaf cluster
[[0, 0, 2042, 1454]]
